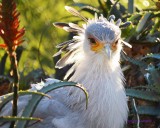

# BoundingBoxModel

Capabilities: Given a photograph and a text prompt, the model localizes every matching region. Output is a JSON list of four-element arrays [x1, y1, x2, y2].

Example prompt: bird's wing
[[0, 79, 84, 128]]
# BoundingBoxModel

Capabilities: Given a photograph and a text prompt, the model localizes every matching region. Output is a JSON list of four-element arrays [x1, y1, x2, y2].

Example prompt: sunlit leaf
[[16, 81, 88, 128], [137, 105, 160, 116], [0, 91, 50, 112], [136, 12, 152, 34], [0, 116, 42, 122], [126, 89, 160, 102], [141, 53, 160, 60]]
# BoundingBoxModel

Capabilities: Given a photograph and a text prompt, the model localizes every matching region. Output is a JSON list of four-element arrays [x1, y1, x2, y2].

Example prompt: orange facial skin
[[88, 35, 104, 52], [90, 41, 105, 52], [88, 35, 119, 52]]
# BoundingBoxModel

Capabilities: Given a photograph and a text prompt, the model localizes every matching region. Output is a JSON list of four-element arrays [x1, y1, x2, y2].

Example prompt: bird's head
[[83, 15, 122, 59], [54, 6, 131, 69]]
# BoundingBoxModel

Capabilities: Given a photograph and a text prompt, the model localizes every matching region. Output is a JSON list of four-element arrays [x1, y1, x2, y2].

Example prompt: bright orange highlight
[[91, 41, 104, 52]]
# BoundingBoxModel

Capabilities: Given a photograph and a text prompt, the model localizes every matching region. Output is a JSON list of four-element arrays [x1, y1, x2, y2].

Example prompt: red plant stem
[[0, 1, 24, 127], [9, 51, 19, 128]]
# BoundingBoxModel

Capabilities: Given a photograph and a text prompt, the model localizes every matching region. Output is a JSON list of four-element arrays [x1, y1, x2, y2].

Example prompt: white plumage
[[0, 6, 131, 128]]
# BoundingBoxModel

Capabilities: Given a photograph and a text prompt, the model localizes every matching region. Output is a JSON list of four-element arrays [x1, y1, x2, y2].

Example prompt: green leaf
[[0, 91, 50, 112], [128, 0, 134, 14], [16, 81, 88, 128], [0, 116, 42, 122], [128, 13, 141, 22], [136, 12, 152, 34], [105, 0, 112, 11], [72, 3, 99, 14], [137, 105, 160, 116], [126, 89, 160, 102], [98, 0, 108, 17], [146, 64, 160, 88], [80, 6, 100, 15], [72, 3, 92, 8], [121, 52, 147, 68], [141, 53, 160, 60], [108, 0, 120, 18]]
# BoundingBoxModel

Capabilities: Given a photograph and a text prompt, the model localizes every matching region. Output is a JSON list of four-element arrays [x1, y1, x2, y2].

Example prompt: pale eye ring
[[88, 38, 96, 44]]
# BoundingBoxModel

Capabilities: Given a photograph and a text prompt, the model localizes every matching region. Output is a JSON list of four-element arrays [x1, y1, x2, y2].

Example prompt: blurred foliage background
[[0, 0, 157, 76], [0, 0, 71, 76], [0, 0, 160, 127]]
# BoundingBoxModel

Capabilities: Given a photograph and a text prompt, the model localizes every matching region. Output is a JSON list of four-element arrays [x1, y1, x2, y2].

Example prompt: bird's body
[[0, 6, 131, 128]]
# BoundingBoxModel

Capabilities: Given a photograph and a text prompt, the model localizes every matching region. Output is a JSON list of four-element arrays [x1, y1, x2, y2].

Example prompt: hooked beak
[[105, 44, 112, 59]]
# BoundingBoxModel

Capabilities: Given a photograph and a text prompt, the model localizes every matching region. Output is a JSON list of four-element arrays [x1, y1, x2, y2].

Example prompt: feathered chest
[[64, 55, 127, 128], [66, 54, 124, 107]]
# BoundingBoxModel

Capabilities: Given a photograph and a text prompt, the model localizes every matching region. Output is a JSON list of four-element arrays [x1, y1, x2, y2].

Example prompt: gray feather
[[55, 50, 75, 69], [54, 22, 82, 33], [116, 19, 122, 26], [65, 6, 88, 22], [53, 22, 70, 28], [120, 21, 131, 29], [69, 23, 83, 31], [56, 40, 76, 48], [108, 15, 115, 22], [63, 27, 82, 33]]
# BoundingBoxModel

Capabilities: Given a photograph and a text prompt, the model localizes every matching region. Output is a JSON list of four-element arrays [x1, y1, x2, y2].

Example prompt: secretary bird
[[0, 6, 132, 128]]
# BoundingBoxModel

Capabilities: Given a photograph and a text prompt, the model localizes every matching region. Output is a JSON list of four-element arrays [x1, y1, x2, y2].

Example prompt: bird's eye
[[88, 38, 96, 44], [115, 40, 118, 44]]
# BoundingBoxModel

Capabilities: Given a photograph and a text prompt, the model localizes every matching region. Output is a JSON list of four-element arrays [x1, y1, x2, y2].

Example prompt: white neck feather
[[66, 52, 128, 128]]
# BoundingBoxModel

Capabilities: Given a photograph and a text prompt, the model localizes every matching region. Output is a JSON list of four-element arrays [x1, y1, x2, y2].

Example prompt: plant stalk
[[9, 52, 19, 128]]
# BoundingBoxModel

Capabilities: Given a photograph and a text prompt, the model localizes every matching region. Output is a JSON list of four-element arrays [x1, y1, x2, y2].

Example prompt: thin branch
[[132, 98, 140, 128]]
